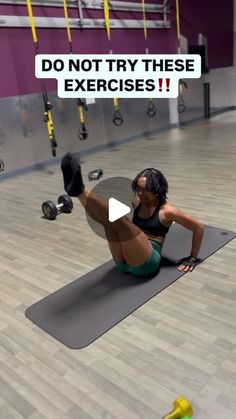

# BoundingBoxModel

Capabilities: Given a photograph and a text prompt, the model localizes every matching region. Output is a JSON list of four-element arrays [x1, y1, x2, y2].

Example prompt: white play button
[[108, 197, 131, 222], [86, 176, 137, 241]]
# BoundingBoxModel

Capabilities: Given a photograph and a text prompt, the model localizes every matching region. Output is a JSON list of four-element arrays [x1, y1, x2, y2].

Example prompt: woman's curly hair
[[131, 168, 168, 205]]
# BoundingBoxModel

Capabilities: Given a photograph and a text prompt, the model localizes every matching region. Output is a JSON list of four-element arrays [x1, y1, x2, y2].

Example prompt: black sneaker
[[61, 152, 85, 197]]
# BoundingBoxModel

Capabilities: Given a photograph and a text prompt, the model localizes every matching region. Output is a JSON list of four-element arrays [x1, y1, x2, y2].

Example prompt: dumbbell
[[162, 396, 193, 419], [88, 168, 103, 181], [42, 194, 73, 220]]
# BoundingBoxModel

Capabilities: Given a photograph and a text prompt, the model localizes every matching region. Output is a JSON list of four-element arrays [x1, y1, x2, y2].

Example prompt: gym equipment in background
[[26, 0, 57, 157], [62, 0, 89, 140], [141, 0, 157, 117], [162, 396, 193, 418], [0, 158, 4, 172], [88, 169, 103, 181], [103, 0, 124, 126], [175, 0, 187, 114], [178, 79, 187, 113], [42, 194, 73, 220], [25, 224, 236, 348]]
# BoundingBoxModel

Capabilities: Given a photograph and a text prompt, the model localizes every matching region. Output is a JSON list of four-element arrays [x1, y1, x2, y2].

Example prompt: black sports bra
[[132, 204, 170, 237]]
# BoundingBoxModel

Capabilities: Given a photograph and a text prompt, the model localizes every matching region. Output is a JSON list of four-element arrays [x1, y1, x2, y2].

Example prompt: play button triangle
[[108, 197, 131, 222], [86, 176, 137, 241]]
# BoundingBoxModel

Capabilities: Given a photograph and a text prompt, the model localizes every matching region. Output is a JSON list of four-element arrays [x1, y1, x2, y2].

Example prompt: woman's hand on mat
[[177, 256, 200, 272]]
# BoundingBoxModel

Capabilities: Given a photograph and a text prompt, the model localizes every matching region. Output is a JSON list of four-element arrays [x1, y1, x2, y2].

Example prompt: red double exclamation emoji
[[158, 78, 170, 92]]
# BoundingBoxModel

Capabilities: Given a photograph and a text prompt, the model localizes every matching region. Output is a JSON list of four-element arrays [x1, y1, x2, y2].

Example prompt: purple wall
[[169, 0, 234, 69], [0, 1, 233, 98]]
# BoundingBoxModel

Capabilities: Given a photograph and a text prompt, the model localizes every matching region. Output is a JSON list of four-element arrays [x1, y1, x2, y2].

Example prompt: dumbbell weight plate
[[42, 201, 58, 220], [58, 194, 73, 213]]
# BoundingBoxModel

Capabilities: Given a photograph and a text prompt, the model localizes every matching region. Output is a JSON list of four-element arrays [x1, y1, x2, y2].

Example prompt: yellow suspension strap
[[63, 0, 88, 140], [176, 0, 187, 113], [141, 0, 156, 117], [26, 0, 57, 157], [176, 0, 181, 54], [103, 0, 123, 126]]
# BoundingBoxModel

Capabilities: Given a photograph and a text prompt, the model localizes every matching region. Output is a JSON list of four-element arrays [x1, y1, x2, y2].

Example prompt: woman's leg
[[104, 225, 125, 262], [78, 187, 152, 267], [113, 217, 153, 266], [78, 191, 124, 262], [61, 153, 152, 267]]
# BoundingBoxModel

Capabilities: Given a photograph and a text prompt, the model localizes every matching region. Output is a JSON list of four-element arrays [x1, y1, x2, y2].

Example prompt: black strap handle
[[112, 110, 124, 126], [0, 158, 4, 172], [146, 100, 156, 117], [178, 96, 186, 113], [78, 123, 89, 141]]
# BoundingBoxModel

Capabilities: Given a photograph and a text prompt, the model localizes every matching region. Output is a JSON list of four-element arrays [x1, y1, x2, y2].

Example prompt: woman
[[61, 152, 204, 278]]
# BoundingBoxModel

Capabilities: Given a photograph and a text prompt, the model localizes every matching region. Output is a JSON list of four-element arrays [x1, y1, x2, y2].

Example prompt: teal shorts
[[115, 240, 162, 278]]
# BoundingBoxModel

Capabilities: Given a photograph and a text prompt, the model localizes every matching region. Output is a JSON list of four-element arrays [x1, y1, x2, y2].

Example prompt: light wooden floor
[[0, 111, 236, 419]]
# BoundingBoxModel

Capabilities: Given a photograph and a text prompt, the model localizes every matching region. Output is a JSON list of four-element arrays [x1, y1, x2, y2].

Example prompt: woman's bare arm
[[164, 204, 204, 271]]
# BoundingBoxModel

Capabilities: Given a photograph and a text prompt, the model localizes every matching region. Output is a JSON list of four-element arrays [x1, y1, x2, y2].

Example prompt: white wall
[[204, 67, 236, 108]]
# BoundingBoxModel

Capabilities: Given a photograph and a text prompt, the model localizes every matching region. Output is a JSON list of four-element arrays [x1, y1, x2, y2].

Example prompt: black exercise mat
[[25, 224, 236, 349]]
